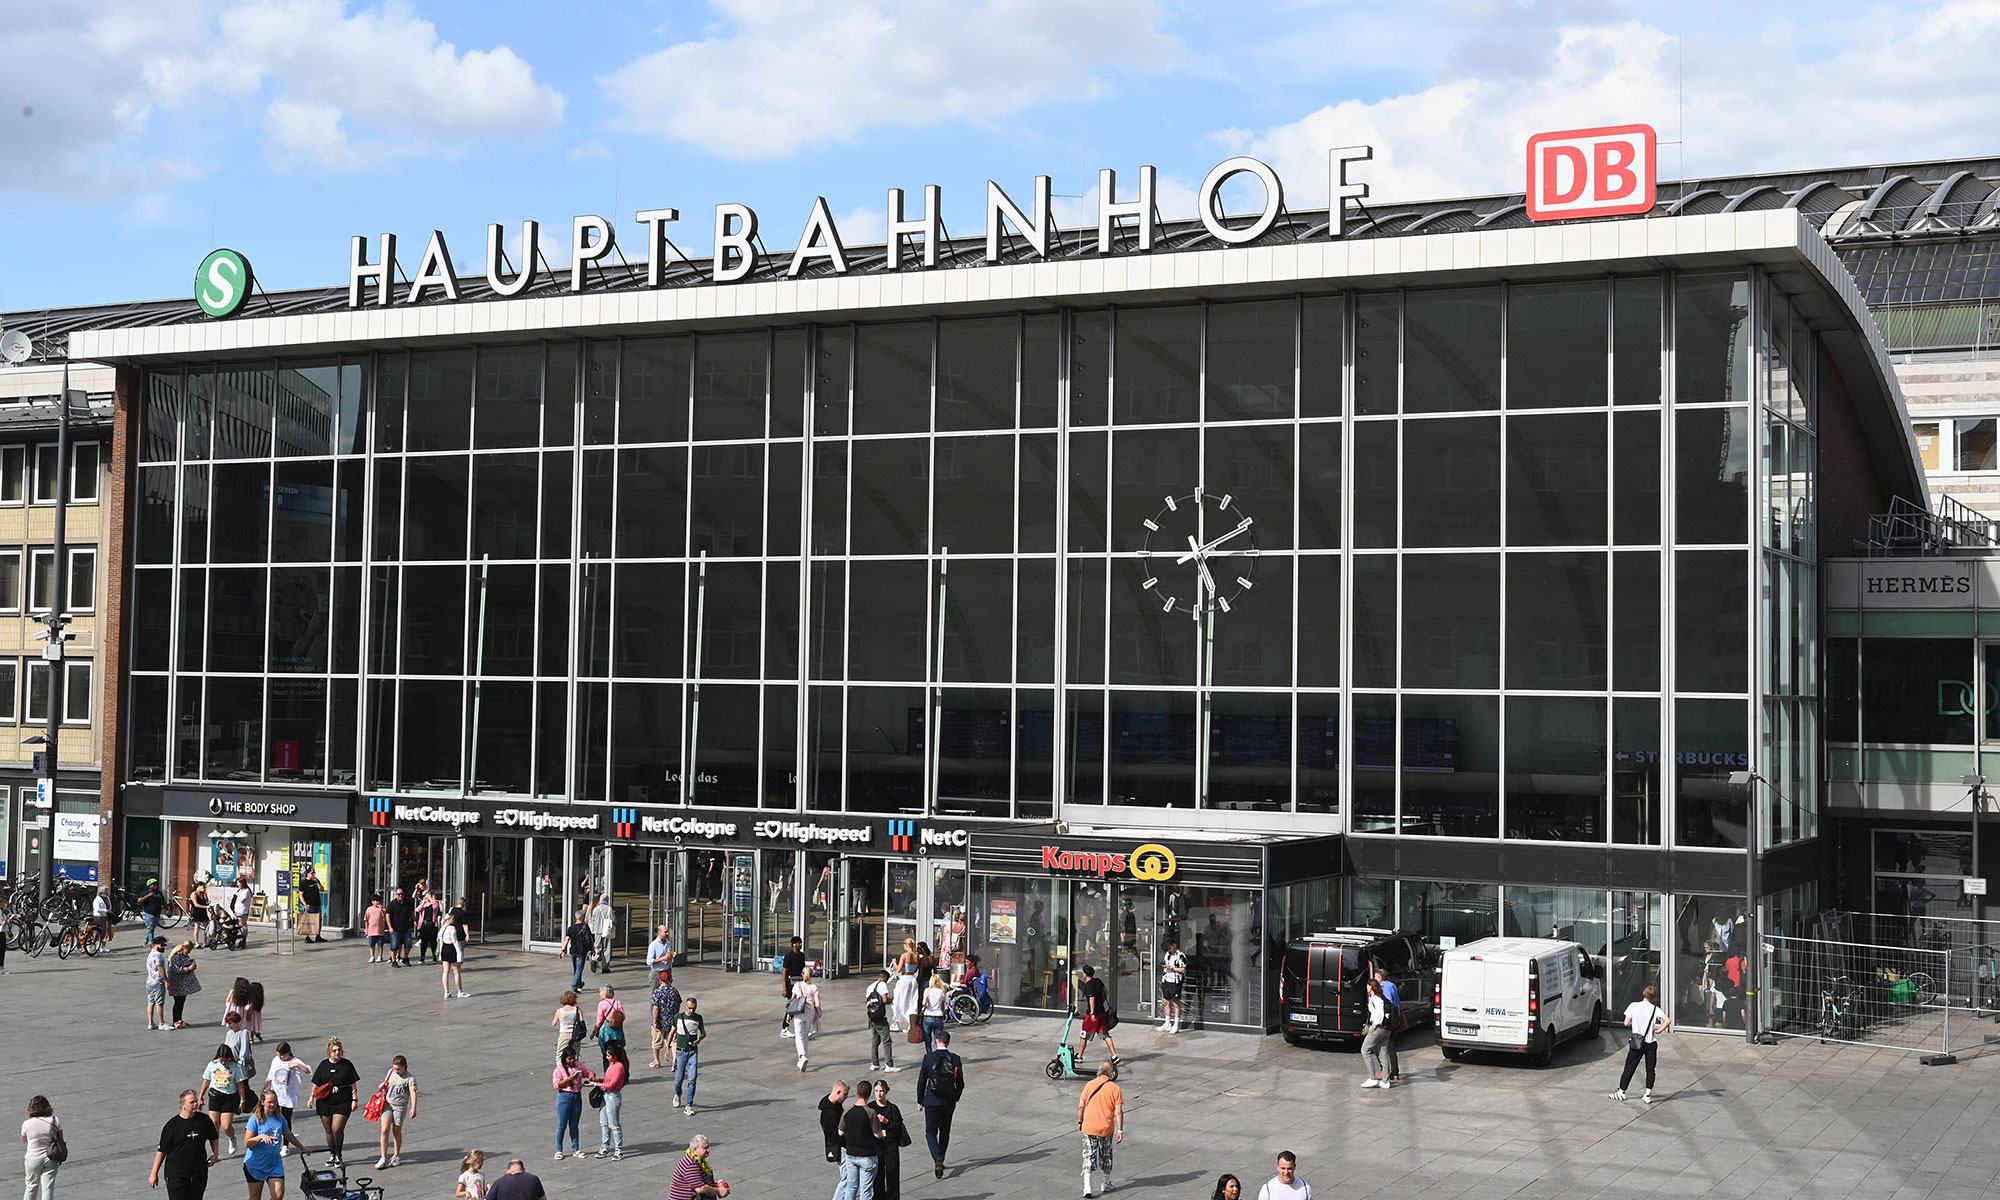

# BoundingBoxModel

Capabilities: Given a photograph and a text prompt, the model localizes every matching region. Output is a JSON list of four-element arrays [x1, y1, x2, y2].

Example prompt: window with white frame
[[31, 444, 58, 503], [70, 442, 100, 503], [0, 549, 20, 614], [29, 547, 95, 613], [25, 660, 90, 725], [0, 659, 19, 722], [0, 447, 24, 505]]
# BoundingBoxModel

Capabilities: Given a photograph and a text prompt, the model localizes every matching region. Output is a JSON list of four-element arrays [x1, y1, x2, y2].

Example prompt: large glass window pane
[[268, 567, 330, 673], [1299, 424, 1341, 549], [1019, 435, 1057, 554], [467, 679, 532, 795], [768, 329, 805, 439], [404, 455, 469, 560], [1403, 554, 1499, 688], [1351, 555, 1395, 688], [615, 447, 688, 558], [1017, 687, 1054, 817], [1613, 276, 1661, 405], [942, 559, 1012, 684], [1111, 427, 1199, 552], [854, 322, 931, 436], [692, 561, 761, 680], [1209, 692, 1290, 809], [1402, 694, 1499, 838], [272, 460, 334, 562], [1068, 559, 1106, 684], [1677, 698, 1748, 849], [693, 332, 767, 441], [1672, 894, 1745, 1029], [475, 345, 542, 450], [278, 363, 337, 456], [1676, 274, 1750, 406], [131, 674, 168, 780], [1612, 410, 1661, 544], [545, 343, 576, 448], [1354, 295, 1397, 416], [1827, 636, 1859, 743], [1611, 550, 1661, 691], [1017, 560, 1055, 684], [690, 443, 764, 557], [1400, 880, 1502, 947], [1506, 551, 1607, 690], [1301, 296, 1343, 419], [143, 370, 182, 463], [397, 679, 464, 789], [133, 571, 170, 671], [138, 467, 176, 564], [406, 350, 472, 452], [1107, 689, 1196, 807], [1508, 281, 1607, 408], [936, 317, 1015, 432], [1612, 697, 1662, 844], [1351, 694, 1394, 829], [765, 561, 799, 679], [933, 687, 1011, 816], [687, 682, 759, 805], [1506, 695, 1606, 840], [202, 677, 264, 781], [1022, 314, 1060, 430], [584, 342, 617, 445], [846, 684, 925, 812], [469, 453, 537, 559], [1069, 430, 1108, 553], [1297, 555, 1340, 688], [179, 571, 207, 672], [1213, 555, 1291, 687], [1506, 412, 1606, 546], [1206, 300, 1294, 421], [1676, 550, 1747, 693], [213, 368, 274, 459], [1863, 638, 1974, 744], [934, 435, 1014, 555], [1206, 424, 1293, 550], [766, 442, 802, 558], [268, 677, 326, 784], [1353, 422, 1396, 548], [622, 337, 692, 443], [613, 562, 685, 678], [850, 438, 929, 556], [848, 560, 928, 681], [372, 356, 405, 454], [207, 569, 266, 671], [611, 681, 681, 802], [470, 562, 535, 676], [1115, 306, 1199, 424], [210, 462, 271, 563], [1295, 692, 1338, 812], [971, 874, 1064, 1007], [1955, 419, 1998, 471], [401, 564, 467, 675], [1677, 408, 1749, 544], [1405, 289, 1501, 412], [1404, 417, 1499, 547], [1110, 559, 1195, 687]]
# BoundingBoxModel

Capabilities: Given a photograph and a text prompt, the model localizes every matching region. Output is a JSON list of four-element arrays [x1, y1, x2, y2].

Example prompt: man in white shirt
[[145, 936, 169, 1030], [1256, 1151, 1311, 1200], [1157, 939, 1188, 1034], [646, 924, 677, 975]]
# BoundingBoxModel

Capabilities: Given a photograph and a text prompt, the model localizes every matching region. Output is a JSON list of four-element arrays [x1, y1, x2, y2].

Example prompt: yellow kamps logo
[[1128, 844, 1177, 881]]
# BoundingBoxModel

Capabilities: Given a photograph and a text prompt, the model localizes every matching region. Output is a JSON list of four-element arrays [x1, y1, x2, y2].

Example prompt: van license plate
[[1447, 1023, 1478, 1035], [1290, 1013, 1317, 1024]]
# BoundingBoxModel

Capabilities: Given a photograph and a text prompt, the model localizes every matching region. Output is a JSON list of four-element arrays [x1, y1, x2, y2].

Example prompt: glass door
[[928, 861, 968, 979], [1072, 880, 1112, 995], [682, 849, 726, 964], [759, 849, 798, 961], [851, 858, 888, 968], [886, 859, 920, 965], [424, 835, 460, 903], [473, 836, 524, 943], [1113, 884, 1157, 1018], [530, 838, 567, 943], [804, 852, 848, 973]]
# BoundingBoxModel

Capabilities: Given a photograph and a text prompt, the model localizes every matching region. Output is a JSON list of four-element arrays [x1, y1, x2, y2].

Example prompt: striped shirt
[[668, 1150, 715, 1200]]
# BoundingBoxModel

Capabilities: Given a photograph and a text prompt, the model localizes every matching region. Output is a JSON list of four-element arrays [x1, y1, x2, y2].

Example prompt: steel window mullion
[[1496, 281, 1508, 838], [1052, 310, 1071, 820], [1660, 271, 1677, 852]]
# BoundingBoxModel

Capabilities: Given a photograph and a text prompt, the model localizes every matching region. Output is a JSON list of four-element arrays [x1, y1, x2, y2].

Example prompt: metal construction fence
[[1764, 911, 2000, 1057]]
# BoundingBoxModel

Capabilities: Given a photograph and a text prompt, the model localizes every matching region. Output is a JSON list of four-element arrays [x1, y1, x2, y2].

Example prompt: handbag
[[360, 1072, 392, 1123], [310, 1082, 333, 1104], [43, 1122, 67, 1166], [587, 1086, 606, 1109], [906, 1024, 924, 1044]]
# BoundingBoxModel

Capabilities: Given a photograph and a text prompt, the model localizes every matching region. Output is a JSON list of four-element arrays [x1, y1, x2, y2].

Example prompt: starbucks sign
[[195, 249, 254, 318]]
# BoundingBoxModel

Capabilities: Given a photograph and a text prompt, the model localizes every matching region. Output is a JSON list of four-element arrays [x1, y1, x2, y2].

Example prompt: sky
[[4, 0, 2000, 311]]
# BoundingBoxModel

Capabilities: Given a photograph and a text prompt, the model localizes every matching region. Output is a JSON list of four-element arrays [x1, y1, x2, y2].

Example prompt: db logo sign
[[1526, 124, 1656, 222]]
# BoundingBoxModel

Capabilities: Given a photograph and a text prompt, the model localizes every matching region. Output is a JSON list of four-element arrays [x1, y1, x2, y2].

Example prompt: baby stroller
[[301, 1162, 385, 1200]]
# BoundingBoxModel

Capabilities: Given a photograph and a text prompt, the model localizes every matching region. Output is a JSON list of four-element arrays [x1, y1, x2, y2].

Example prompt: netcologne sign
[[338, 148, 1378, 308]]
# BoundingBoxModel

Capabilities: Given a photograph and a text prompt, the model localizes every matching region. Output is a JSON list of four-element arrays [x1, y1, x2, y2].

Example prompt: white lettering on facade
[[393, 804, 483, 826], [753, 820, 873, 846]]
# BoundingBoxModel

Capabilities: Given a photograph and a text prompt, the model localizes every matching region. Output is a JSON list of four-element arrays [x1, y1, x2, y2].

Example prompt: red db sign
[[1526, 124, 1656, 221]]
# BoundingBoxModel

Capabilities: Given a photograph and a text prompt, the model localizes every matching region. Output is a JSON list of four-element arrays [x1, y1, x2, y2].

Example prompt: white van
[[1434, 937, 1603, 1066]]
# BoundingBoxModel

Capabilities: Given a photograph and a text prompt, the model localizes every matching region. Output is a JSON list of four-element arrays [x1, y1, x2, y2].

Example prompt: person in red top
[[668, 1134, 728, 1200], [595, 1044, 629, 1160]]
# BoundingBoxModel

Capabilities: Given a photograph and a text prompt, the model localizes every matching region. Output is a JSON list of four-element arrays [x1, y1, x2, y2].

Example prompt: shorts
[[313, 1097, 348, 1119], [1082, 1133, 1115, 1174], [384, 1098, 409, 1127], [1160, 980, 1182, 999], [368, 934, 386, 949], [390, 931, 409, 950], [652, 1029, 671, 1054], [1081, 1014, 1110, 1035], [148, 981, 167, 1004], [208, 1091, 240, 1115], [440, 944, 460, 964], [243, 1162, 282, 1183]]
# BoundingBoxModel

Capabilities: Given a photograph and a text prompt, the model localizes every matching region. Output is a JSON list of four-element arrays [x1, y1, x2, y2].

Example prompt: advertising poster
[[211, 838, 240, 883], [990, 899, 1017, 945], [53, 812, 99, 861], [289, 841, 331, 916]]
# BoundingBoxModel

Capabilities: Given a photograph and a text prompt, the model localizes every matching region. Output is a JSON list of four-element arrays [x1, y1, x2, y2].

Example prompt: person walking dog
[[1611, 984, 1672, 1104]]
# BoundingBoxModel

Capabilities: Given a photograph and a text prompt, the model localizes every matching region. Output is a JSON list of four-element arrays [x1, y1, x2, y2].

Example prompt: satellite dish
[[0, 329, 30, 365]]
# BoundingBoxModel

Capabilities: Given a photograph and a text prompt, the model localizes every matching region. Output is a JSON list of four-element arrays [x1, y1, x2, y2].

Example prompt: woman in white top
[[439, 912, 468, 999], [789, 968, 824, 1072], [920, 974, 950, 1052], [1612, 984, 1673, 1103], [263, 1041, 311, 1142], [1360, 979, 1393, 1089], [891, 939, 921, 1031], [19, 1095, 60, 1200]]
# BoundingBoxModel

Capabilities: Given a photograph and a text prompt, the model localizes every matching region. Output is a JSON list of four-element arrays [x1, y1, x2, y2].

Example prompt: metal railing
[[1765, 914, 2000, 1058], [1863, 494, 2000, 555]]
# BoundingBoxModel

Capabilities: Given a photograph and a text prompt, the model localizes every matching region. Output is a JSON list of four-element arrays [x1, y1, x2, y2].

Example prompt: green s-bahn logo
[[195, 249, 254, 318]]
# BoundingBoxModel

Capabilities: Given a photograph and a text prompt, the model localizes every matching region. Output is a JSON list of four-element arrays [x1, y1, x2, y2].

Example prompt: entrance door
[[1113, 884, 1157, 1018], [646, 851, 680, 962], [425, 836, 460, 903], [928, 861, 968, 978], [805, 852, 849, 973], [886, 859, 920, 965], [682, 849, 728, 965], [529, 838, 568, 943]]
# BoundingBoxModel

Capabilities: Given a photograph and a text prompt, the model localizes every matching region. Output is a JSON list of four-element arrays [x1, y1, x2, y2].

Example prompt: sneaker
[[457, 990, 471, 997], [1109, 1056, 1122, 1065], [869, 1063, 882, 1072], [376, 1156, 388, 1169], [595, 1149, 609, 1159], [613, 1151, 625, 1160], [281, 1146, 289, 1158], [798, 1056, 808, 1072], [1103, 1181, 1115, 1193], [674, 1091, 684, 1106], [884, 1064, 902, 1072], [684, 1105, 695, 1117], [1379, 1080, 1394, 1090], [1610, 1089, 1626, 1100], [390, 1155, 400, 1167], [553, 1152, 566, 1161], [1361, 1079, 1379, 1089], [225, 1137, 236, 1157], [444, 991, 452, 1000], [1643, 1090, 1654, 1104]]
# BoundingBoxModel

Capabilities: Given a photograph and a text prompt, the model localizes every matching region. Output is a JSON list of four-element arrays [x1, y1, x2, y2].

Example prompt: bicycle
[[1819, 975, 1853, 1043]]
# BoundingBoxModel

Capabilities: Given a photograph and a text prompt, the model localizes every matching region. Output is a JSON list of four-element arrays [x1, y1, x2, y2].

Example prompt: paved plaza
[[11, 934, 2000, 1199]]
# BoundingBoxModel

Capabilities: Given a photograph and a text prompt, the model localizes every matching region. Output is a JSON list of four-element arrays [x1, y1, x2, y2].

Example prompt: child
[[455, 1148, 486, 1198]]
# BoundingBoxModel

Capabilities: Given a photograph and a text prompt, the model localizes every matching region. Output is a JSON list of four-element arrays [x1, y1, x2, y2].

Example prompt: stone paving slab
[[8, 932, 2000, 1198]]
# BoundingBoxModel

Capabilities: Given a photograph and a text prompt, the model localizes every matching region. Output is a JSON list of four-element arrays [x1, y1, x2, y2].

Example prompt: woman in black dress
[[310, 1036, 362, 1168], [869, 1078, 911, 1200]]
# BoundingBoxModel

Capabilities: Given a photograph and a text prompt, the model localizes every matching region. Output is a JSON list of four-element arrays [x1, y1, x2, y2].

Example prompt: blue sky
[[3, 0, 1995, 311]]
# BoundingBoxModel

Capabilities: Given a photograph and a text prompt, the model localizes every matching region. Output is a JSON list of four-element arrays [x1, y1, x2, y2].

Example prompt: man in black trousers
[[916, 1029, 965, 1179]]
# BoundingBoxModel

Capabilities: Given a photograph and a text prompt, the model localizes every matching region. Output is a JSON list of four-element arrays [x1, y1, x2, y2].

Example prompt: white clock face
[[1138, 489, 1258, 617]]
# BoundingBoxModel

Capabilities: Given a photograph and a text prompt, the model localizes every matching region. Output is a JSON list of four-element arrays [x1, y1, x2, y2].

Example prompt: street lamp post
[[33, 380, 77, 904], [1964, 774, 1990, 927]]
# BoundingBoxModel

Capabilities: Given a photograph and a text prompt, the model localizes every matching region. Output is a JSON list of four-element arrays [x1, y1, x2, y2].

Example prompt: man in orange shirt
[[1075, 1061, 1123, 1198]]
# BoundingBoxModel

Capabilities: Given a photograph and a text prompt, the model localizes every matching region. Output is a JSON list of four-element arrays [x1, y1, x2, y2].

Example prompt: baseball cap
[[147, 878, 159, 885]]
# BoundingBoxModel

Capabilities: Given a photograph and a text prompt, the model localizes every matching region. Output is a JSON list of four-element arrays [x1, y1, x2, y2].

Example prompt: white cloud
[[601, 0, 1182, 159], [1228, 3, 2000, 209]]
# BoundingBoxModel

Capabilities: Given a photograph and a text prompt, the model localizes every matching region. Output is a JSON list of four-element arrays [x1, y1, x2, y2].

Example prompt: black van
[[1278, 927, 1433, 1046]]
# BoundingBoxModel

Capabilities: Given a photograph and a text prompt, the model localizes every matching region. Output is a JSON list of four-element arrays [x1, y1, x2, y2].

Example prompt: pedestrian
[[668, 1134, 729, 1200], [918, 974, 948, 1053], [309, 1036, 361, 1168], [413, 888, 442, 967], [650, 970, 684, 1069], [780, 937, 808, 1036], [833, 1081, 887, 1200], [552, 991, 587, 1062], [589, 891, 615, 974], [595, 985, 624, 1027], [891, 939, 919, 1032], [551, 1047, 589, 1160], [242, 1087, 311, 1199], [146, 935, 170, 1031], [92, 884, 114, 950], [384, 886, 414, 968], [198, 1043, 252, 1158], [167, 939, 202, 1029], [790, 966, 824, 1072], [263, 1043, 310, 1151], [486, 1158, 547, 1200], [646, 924, 677, 975], [224, 1011, 256, 1078], [915, 1029, 964, 1180], [19, 1095, 61, 1200], [189, 878, 213, 945], [595, 1043, 629, 1160], [867, 1079, 911, 1200], [224, 978, 262, 1044], [363, 897, 387, 964], [227, 885, 252, 950], [440, 910, 469, 999], [1074, 965, 1121, 1065], [1372, 966, 1403, 1081], [1610, 984, 1672, 1104], [140, 877, 167, 946], [560, 909, 593, 992], [373, 1054, 416, 1169], [819, 1080, 851, 1164], [297, 868, 325, 943], [673, 996, 706, 1117], [1255, 1151, 1311, 1200], [1076, 1060, 1123, 1199], [597, 1009, 628, 1070], [865, 970, 897, 1072], [149, 1089, 219, 1198], [455, 1148, 488, 1199], [1211, 1174, 1242, 1200], [1158, 939, 1188, 1033], [1360, 977, 1392, 1089]]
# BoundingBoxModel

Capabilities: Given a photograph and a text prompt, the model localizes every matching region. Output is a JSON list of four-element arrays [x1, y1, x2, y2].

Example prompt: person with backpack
[[560, 909, 594, 992], [1372, 966, 1403, 1081], [865, 970, 897, 1072], [1611, 984, 1673, 1104], [915, 1029, 964, 1180], [1158, 940, 1188, 1034]]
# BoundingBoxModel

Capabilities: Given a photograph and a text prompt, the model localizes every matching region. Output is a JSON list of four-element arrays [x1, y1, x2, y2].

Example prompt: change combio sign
[[1526, 124, 1657, 222]]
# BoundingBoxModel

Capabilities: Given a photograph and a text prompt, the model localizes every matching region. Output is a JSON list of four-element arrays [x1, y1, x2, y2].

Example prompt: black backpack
[[865, 989, 887, 1023], [926, 1053, 963, 1104], [571, 924, 594, 954]]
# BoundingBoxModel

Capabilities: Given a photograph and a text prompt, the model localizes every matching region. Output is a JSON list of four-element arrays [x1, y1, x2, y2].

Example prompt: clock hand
[[1175, 518, 1253, 565]]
